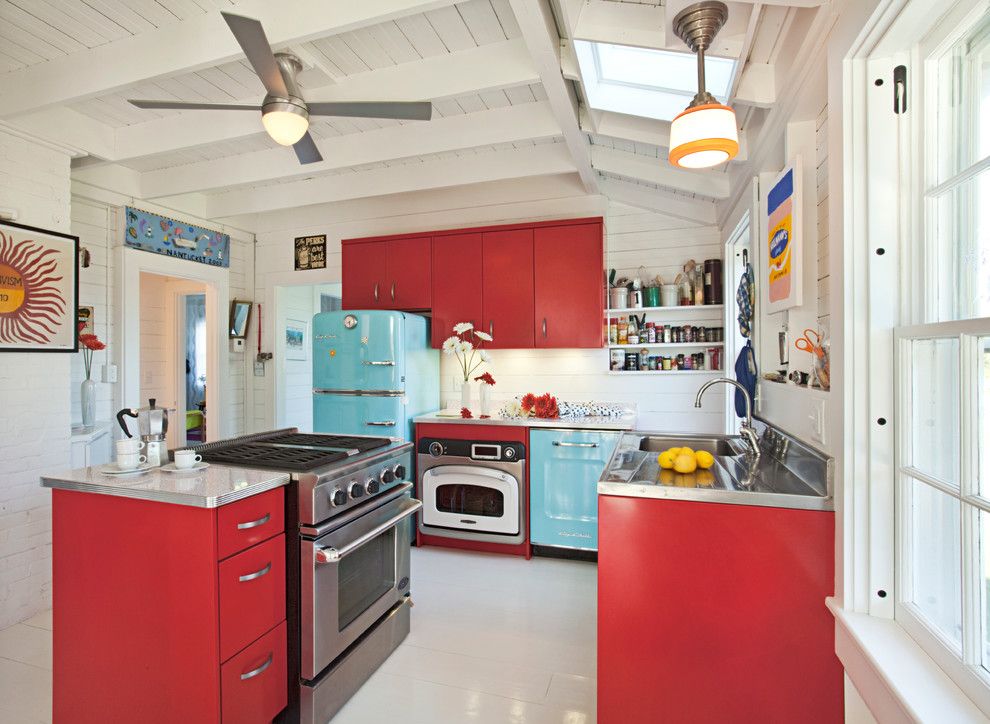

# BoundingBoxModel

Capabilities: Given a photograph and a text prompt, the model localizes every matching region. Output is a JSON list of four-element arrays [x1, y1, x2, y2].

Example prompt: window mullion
[[961, 333, 983, 666]]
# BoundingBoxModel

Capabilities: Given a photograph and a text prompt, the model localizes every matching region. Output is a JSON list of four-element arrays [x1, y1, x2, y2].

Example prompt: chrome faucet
[[694, 378, 761, 462]]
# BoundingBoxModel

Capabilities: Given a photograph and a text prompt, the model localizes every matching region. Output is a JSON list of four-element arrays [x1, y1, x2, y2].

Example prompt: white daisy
[[479, 349, 491, 362], [442, 336, 459, 354], [453, 322, 474, 334], [474, 330, 492, 342], [458, 340, 474, 354]]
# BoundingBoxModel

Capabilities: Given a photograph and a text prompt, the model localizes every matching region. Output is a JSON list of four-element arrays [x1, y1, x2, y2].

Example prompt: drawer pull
[[239, 562, 272, 582], [237, 513, 271, 530], [240, 654, 273, 681], [552, 441, 599, 448]]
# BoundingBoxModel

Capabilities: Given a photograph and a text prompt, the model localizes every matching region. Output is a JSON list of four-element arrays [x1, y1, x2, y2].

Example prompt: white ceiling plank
[[205, 142, 576, 217], [489, 0, 521, 38], [111, 38, 538, 161], [32, 0, 130, 43], [456, 0, 507, 46], [424, 6, 477, 52], [571, 0, 666, 51], [600, 177, 717, 226], [395, 12, 449, 57], [734, 62, 778, 107], [366, 21, 421, 64], [508, 0, 598, 192], [0, 0, 461, 118], [591, 146, 730, 200], [4, 107, 115, 158], [141, 100, 561, 197]]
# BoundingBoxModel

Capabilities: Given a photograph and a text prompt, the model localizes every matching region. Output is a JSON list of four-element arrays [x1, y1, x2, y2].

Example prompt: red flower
[[479, 414, 491, 419], [78, 333, 106, 351], [533, 393, 559, 419], [520, 393, 537, 412], [460, 407, 473, 419], [474, 372, 496, 386]]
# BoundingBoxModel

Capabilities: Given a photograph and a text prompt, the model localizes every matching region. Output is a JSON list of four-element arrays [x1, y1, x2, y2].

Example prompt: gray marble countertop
[[414, 411, 638, 431], [41, 463, 289, 508]]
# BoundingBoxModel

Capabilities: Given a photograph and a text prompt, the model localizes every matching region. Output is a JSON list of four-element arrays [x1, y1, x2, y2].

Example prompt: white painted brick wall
[[0, 129, 72, 629]]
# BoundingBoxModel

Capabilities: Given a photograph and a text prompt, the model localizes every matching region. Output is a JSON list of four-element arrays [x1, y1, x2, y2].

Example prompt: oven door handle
[[315, 498, 422, 564]]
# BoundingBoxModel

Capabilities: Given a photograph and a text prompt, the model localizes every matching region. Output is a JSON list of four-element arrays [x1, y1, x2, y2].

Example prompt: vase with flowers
[[474, 371, 496, 416], [442, 322, 492, 410], [78, 326, 106, 428]]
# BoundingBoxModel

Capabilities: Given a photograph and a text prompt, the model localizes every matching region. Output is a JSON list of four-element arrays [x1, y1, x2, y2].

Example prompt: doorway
[[724, 210, 753, 433]]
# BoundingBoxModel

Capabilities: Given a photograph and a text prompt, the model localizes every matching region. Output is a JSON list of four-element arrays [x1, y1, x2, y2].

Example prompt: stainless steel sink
[[638, 434, 744, 457]]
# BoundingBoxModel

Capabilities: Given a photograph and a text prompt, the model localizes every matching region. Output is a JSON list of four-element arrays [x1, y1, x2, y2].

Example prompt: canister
[[660, 284, 679, 307], [644, 287, 660, 307], [609, 286, 629, 310]]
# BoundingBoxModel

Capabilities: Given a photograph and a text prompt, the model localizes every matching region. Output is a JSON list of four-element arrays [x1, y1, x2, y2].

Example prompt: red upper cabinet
[[386, 236, 432, 310], [483, 229, 535, 349], [534, 222, 604, 348], [432, 233, 483, 348], [342, 241, 387, 309]]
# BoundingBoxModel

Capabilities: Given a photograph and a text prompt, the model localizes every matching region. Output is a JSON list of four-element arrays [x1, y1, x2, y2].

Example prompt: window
[[895, 6, 990, 705]]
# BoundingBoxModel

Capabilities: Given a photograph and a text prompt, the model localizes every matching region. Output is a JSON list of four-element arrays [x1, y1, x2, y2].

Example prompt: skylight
[[575, 40, 736, 123]]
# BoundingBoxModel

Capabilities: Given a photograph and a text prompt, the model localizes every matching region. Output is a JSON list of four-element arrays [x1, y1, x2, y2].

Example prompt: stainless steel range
[[191, 428, 421, 724]]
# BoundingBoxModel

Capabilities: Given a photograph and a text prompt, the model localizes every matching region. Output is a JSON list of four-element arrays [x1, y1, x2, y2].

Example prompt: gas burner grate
[[263, 433, 392, 452], [196, 444, 349, 471]]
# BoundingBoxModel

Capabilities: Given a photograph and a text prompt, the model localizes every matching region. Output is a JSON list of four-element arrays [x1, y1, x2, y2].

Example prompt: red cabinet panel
[[342, 241, 386, 309], [221, 621, 287, 724], [387, 236, 432, 310], [482, 229, 534, 348], [598, 496, 842, 724], [431, 233, 483, 348], [217, 487, 285, 560], [534, 222, 603, 348], [219, 533, 287, 662]]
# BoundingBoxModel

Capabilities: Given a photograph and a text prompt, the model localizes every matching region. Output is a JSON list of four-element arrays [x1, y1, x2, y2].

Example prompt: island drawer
[[219, 533, 286, 662], [221, 620, 287, 724], [217, 488, 284, 560]]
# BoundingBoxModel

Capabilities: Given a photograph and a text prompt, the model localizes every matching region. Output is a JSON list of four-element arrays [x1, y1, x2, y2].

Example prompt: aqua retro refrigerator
[[312, 310, 438, 441]]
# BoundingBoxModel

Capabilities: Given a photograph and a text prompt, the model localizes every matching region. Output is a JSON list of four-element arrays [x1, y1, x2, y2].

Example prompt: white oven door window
[[422, 465, 519, 535]]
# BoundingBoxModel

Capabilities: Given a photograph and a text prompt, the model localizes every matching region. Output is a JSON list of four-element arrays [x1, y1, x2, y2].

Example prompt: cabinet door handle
[[240, 654, 273, 681], [542, 317, 547, 338], [552, 441, 599, 448], [489, 321, 494, 337], [239, 562, 272, 582], [391, 282, 396, 302], [374, 282, 379, 302], [237, 513, 270, 530]]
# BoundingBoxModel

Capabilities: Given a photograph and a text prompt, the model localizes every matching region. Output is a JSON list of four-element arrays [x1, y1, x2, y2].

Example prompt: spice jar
[[609, 318, 618, 345], [618, 319, 628, 345], [662, 357, 672, 371], [646, 323, 656, 343]]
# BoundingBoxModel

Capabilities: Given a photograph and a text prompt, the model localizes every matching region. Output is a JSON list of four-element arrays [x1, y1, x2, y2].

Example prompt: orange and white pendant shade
[[668, 103, 739, 169]]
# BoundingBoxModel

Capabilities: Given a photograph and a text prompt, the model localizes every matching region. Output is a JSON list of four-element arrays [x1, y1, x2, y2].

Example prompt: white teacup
[[173, 449, 203, 469], [116, 452, 147, 471], [116, 438, 145, 455]]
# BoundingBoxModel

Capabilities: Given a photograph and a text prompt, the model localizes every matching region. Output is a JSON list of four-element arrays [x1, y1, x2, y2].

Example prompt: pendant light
[[668, 2, 739, 169]]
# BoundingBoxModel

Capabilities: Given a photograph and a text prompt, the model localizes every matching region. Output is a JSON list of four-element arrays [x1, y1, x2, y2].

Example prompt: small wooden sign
[[77, 306, 94, 335], [294, 235, 327, 270]]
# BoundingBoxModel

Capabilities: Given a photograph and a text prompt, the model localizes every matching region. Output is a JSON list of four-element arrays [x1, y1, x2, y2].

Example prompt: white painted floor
[[0, 547, 596, 724]]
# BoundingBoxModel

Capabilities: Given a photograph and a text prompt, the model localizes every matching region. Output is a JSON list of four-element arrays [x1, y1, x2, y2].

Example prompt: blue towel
[[734, 341, 758, 418]]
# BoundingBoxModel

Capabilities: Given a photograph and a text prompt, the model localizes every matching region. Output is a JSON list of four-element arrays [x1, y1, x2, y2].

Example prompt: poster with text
[[0, 220, 79, 352], [294, 235, 327, 270], [763, 159, 802, 313]]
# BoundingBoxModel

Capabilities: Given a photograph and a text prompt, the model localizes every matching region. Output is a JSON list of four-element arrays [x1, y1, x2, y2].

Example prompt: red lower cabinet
[[598, 495, 842, 724], [221, 621, 288, 724]]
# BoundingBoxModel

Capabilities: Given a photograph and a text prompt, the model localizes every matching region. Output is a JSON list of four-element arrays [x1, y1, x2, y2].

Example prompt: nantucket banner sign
[[124, 207, 230, 268]]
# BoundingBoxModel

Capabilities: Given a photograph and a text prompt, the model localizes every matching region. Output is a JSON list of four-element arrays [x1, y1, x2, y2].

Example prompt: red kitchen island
[[597, 432, 842, 724]]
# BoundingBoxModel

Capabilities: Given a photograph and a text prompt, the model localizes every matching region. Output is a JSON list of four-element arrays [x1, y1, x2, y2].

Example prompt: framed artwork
[[285, 318, 308, 361], [0, 220, 79, 353], [762, 158, 803, 313], [229, 299, 252, 339], [124, 206, 230, 268], [294, 235, 327, 270]]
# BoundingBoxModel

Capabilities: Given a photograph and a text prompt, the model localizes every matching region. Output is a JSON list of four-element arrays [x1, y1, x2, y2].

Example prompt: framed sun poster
[[762, 158, 803, 313], [0, 220, 79, 353]]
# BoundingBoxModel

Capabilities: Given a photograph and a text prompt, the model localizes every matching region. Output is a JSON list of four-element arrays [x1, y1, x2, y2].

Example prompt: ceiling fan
[[127, 12, 433, 165]]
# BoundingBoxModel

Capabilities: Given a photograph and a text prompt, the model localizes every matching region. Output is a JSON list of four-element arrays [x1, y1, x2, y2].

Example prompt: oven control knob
[[504, 447, 515, 460], [348, 481, 364, 500], [428, 441, 444, 457], [393, 464, 407, 480], [330, 487, 347, 507], [380, 468, 395, 484], [365, 477, 381, 495]]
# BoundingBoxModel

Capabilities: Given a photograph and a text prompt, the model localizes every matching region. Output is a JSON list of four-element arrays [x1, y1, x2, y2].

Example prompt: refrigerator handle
[[362, 360, 396, 366], [366, 421, 397, 427]]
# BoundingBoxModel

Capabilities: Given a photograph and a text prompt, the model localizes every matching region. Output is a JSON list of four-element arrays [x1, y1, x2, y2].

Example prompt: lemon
[[696, 470, 715, 487], [679, 446, 695, 457], [666, 447, 682, 458], [673, 453, 697, 474], [658, 450, 677, 469], [694, 450, 715, 469], [658, 469, 676, 485]]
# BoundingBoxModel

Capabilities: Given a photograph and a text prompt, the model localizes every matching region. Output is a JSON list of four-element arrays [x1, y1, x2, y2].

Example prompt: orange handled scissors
[[794, 329, 824, 358]]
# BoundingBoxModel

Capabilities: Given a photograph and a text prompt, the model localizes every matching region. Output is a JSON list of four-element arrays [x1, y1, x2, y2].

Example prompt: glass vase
[[81, 378, 96, 428], [460, 380, 472, 411]]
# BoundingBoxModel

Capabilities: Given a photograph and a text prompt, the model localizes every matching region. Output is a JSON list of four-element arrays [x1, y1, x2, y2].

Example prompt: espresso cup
[[173, 450, 203, 469], [116, 453, 147, 470], [116, 439, 145, 455]]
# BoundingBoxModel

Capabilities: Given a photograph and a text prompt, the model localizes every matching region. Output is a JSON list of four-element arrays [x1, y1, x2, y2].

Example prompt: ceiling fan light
[[262, 108, 309, 146], [668, 103, 739, 169]]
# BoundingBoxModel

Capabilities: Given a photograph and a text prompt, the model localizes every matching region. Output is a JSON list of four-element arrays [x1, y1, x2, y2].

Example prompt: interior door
[[386, 236, 432, 310], [431, 233, 483, 348], [342, 241, 386, 309], [534, 222, 604, 348], [482, 228, 534, 348]]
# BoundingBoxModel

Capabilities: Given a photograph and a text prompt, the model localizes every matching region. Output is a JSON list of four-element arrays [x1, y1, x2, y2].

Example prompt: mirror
[[229, 299, 252, 339]]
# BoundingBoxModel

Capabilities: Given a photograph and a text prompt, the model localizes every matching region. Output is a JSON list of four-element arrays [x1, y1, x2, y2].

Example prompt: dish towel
[[734, 341, 758, 419]]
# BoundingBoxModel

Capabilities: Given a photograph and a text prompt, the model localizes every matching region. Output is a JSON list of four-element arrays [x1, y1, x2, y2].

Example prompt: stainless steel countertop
[[598, 430, 834, 512], [41, 464, 289, 508], [414, 411, 637, 431]]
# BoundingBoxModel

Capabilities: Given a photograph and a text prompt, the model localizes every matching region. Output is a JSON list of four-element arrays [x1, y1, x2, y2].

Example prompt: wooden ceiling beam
[[591, 146, 731, 200]]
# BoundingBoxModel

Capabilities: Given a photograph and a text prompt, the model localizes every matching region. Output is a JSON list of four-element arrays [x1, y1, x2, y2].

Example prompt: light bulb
[[668, 104, 739, 169], [262, 109, 309, 146]]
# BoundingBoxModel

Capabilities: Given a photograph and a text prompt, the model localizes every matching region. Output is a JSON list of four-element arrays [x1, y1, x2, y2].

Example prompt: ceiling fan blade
[[307, 101, 433, 121], [221, 12, 289, 98], [293, 132, 323, 165], [128, 99, 261, 112]]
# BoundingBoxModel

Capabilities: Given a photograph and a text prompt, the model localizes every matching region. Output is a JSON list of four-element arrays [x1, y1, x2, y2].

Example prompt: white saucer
[[98, 462, 155, 476], [161, 462, 209, 473]]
